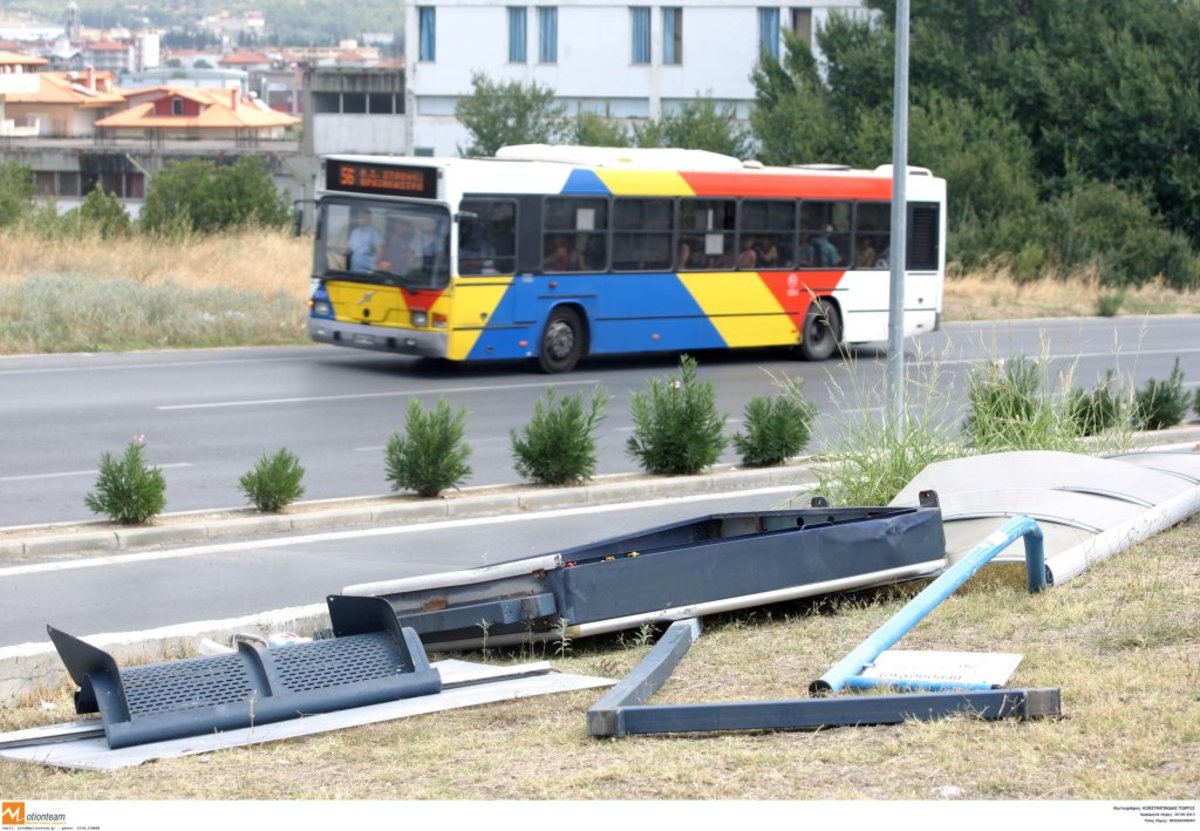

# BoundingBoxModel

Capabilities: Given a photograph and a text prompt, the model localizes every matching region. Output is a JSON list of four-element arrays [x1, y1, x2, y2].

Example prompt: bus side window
[[460, 198, 518, 275], [543, 197, 608, 273]]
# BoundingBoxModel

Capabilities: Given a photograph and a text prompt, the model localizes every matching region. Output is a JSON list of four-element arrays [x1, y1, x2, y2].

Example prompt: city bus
[[307, 144, 946, 372]]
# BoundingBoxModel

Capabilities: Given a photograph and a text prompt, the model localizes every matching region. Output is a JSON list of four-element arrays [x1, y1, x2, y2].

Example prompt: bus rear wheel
[[798, 298, 841, 361], [536, 307, 585, 373]]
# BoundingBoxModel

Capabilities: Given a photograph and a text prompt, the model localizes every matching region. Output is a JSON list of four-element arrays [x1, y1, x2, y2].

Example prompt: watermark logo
[[1, 803, 24, 826]]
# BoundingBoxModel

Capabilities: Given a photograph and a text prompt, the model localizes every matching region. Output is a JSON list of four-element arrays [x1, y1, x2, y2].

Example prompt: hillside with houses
[[0, 1, 407, 217]]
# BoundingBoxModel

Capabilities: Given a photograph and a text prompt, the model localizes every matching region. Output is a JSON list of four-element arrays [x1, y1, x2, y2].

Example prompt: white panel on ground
[[891, 451, 1193, 508], [892, 450, 1200, 584], [1106, 451, 1200, 483]]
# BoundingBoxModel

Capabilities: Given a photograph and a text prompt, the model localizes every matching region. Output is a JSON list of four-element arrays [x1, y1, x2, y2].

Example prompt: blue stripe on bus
[[465, 273, 727, 360], [561, 169, 611, 195]]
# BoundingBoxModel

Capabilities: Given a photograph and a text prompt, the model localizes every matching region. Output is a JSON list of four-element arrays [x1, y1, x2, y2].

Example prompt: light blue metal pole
[[811, 515, 1046, 695]]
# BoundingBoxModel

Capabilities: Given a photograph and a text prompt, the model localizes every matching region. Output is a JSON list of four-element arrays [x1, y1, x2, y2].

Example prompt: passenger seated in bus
[[378, 217, 421, 275], [459, 224, 496, 275], [812, 226, 841, 267], [856, 238, 877, 268], [736, 238, 759, 269], [543, 235, 584, 271], [758, 238, 780, 267], [677, 236, 704, 269], [797, 235, 816, 267], [346, 207, 384, 273]]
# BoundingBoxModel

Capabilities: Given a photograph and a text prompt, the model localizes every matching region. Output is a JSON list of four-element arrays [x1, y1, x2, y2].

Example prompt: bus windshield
[[315, 198, 451, 290]]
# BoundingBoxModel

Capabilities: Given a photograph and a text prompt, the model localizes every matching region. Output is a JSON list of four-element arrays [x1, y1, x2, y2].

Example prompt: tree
[[634, 95, 754, 158], [0, 161, 36, 228], [750, 34, 847, 165], [455, 72, 570, 156], [572, 112, 631, 147], [140, 156, 291, 236]]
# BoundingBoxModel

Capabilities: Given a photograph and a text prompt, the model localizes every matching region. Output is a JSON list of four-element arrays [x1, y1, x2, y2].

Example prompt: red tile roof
[[95, 87, 300, 129]]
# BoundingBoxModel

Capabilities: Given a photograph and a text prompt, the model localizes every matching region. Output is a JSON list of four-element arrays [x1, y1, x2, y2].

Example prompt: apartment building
[[404, 0, 868, 156]]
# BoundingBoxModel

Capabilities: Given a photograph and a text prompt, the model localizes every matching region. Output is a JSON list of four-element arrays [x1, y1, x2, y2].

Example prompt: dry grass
[[943, 264, 1200, 321], [2, 515, 1197, 800], [0, 228, 311, 299], [0, 231, 1198, 354]]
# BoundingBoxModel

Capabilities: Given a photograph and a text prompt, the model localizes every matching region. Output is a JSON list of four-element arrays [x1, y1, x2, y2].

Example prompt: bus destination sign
[[326, 160, 439, 199]]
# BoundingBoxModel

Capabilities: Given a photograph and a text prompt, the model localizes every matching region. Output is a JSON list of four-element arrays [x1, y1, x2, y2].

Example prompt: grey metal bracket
[[587, 619, 1061, 738], [51, 595, 441, 749]]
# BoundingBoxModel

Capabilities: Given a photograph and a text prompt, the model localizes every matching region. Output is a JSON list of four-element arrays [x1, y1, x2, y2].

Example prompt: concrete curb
[[4, 462, 822, 561]]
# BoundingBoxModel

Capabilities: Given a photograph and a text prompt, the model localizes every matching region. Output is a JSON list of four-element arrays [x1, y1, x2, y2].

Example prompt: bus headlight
[[411, 310, 429, 327], [310, 300, 333, 318]]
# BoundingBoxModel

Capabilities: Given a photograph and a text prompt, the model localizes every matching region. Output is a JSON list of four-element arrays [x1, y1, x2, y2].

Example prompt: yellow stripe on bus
[[679, 273, 799, 348], [445, 279, 513, 361], [596, 170, 696, 197]]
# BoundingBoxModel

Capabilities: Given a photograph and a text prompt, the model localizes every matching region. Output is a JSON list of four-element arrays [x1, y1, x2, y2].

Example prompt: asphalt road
[[1, 315, 1198, 527], [0, 487, 805, 648]]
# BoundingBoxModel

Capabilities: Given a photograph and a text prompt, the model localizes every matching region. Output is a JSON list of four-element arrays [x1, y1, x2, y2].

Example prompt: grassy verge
[[2, 515, 1196, 800], [0, 230, 311, 354], [943, 265, 1200, 321]]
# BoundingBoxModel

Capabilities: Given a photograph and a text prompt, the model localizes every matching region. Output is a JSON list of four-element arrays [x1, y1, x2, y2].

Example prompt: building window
[[418, 6, 436, 61], [631, 7, 650, 65], [508, 7, 527, 62], [342, 93, 367, 113], [538, 7, 557, 63], [663, 8, 682, 65], [758, 7, 781, 61], [171, 97, 183, 115], [791, 7, 812, 46]]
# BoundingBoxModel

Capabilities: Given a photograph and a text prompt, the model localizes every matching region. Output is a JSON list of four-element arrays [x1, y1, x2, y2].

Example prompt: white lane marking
[[0, 484, 811, 579], [0, 463, 193, 484], [155, 379, 600, 411]]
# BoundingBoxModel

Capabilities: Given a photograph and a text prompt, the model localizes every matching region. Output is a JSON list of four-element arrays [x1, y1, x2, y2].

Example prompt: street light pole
[[887, 0, 911, 436]]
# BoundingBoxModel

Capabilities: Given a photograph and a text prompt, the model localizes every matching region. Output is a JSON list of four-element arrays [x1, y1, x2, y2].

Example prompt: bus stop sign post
[[887, 0, 911, 438]]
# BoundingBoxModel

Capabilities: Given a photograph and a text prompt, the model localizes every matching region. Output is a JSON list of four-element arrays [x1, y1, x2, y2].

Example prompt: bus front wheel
[[798, 298, 841, 361], [536, 307, 585, 373]]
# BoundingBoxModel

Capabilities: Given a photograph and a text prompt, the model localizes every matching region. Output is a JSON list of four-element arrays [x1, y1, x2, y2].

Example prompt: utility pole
[[886, 0, 910, 436]]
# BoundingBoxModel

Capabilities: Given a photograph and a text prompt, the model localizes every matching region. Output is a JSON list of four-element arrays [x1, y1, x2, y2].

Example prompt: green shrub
[[239, 447, 305, 512], [1194, 387, 1200, 422], [732, 377, 817, 467], [385, 398, 472, 497], [1133, 358, 1189, 430], [1096, 289, 1124, 317], [71, 185, 134, 238], [964, 355, 1081, 452], [83, 439, 167, 524], [626, 354, 727, 475], [0, 160, 36, 228], [1064, 371, 1125, 437], [510, 386, 609, 485], [140, 156, 291, 237], [1043, 180, 1199, 290]]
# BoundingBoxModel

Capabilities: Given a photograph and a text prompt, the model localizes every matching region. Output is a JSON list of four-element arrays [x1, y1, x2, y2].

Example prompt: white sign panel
[[858, 650, 1023, 688]]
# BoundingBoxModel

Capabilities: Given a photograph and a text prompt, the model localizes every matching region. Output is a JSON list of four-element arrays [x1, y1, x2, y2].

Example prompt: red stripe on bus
[[681, 172, 892, 200], [757, 270, 846, 325]]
